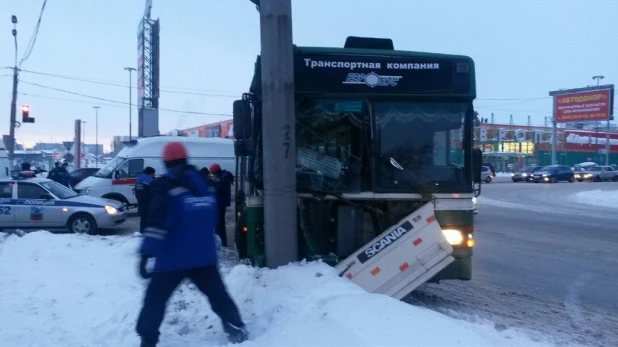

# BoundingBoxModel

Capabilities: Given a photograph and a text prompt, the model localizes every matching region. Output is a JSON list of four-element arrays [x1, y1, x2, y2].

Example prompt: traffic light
[[22, 105, 35, 123]]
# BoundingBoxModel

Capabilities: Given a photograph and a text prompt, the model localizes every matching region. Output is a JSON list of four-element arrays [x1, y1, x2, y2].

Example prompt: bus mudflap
[[334, 201, 454, 300]]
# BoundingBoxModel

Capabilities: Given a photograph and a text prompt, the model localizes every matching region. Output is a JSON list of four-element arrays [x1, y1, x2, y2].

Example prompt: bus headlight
[[104, 205, 118, 215], [442, 229, 464, 245]]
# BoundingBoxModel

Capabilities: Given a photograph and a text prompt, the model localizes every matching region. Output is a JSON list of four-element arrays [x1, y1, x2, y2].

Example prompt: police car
[[0, 176, 127, 234]]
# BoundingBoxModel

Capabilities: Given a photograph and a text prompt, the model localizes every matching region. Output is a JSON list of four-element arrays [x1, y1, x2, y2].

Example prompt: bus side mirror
[[472, 148, 482, 183], [233, 99, 252, 141]]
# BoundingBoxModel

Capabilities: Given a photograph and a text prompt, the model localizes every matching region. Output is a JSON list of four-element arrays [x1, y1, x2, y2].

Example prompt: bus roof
[[296, 46, 474, 62]]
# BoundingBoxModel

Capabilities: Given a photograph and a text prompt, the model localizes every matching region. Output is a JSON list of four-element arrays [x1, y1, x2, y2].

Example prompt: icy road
[[408, 181, 618, 347]]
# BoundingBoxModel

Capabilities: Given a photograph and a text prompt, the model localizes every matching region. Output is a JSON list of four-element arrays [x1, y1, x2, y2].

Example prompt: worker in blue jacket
[[134, 167, 156, 233], [135, 141, 247, 347]]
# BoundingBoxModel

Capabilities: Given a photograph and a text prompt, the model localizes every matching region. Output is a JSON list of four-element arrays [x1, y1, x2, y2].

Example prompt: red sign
[[563, 130, 618, 151], [554, 89, 612, 123]]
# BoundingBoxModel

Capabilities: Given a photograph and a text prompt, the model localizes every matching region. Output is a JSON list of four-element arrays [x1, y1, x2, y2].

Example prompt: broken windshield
[[295, 98, 369, 194], [374, 101, 472, 193]]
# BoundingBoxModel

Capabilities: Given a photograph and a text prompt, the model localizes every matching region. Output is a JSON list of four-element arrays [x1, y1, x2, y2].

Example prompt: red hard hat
[[162, 142, 188, 162], [209, 163, 221, 173]]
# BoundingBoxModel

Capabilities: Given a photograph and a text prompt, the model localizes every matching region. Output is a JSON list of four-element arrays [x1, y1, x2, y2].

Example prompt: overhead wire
[[9, 67, 617, 113], [18, 80, 232, 118], [18, 68, 242, 97], [13, 67, 618, 105], [19, 0, 48, 67]]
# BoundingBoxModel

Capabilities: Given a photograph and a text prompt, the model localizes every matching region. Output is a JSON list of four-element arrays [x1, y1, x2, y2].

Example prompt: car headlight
[[543, 174, 548, 177], [511, 173, 515, 176], [442, 229, 464, 245], [104, 205, 118, 215], [522, 173, 527, 177]]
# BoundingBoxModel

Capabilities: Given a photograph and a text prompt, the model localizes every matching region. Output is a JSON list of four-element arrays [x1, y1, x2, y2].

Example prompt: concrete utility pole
[[258, 0, 298, 268], [8, 15, 19, 168], [93, 106, 100, 166], [124, 67, 137, 140]]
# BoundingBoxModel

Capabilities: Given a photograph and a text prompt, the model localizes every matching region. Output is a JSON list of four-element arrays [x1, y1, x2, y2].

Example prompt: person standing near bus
[[135, 167, 156, 233], [208, 163, 234, 248]]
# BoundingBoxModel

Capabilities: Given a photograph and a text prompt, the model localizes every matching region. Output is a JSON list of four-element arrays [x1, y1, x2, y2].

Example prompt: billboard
[[550, 86, 614, 123], [138, 107, 159, 137], [563, 130, 618, 151]]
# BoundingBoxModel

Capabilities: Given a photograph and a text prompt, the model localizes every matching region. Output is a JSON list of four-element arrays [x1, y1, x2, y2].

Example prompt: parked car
[[511, 166, 542, 182], [69, 167, 100, 188], [481, 166, 493, 183], [531, 165, 575, 183], [0, 177, 127, 234], [573, 167, 594, 182]]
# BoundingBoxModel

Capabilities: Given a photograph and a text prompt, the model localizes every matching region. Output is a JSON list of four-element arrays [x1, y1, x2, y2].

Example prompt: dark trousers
[[136, 265, 244, 345], [138, 212, 147, 233], [216, 206, 228, 247], [137, 201, 148, 233]]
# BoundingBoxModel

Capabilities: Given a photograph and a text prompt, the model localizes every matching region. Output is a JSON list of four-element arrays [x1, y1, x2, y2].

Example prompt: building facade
[[475, 124, 618, 171]]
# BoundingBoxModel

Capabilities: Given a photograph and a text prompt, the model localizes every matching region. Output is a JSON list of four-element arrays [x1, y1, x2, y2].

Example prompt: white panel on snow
[[335, 202, 455, 300]]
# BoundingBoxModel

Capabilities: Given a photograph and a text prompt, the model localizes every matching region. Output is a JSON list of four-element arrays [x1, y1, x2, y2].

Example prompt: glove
[[139, 254, 152, 279]]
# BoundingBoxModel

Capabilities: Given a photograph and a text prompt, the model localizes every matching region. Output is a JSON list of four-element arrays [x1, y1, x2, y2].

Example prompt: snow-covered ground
[[569, 189, 618, 208], [0, 232, 549, 347]]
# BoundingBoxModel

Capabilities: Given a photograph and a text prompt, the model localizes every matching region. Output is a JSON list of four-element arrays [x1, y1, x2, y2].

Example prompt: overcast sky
[[1, 0, 617, 151]]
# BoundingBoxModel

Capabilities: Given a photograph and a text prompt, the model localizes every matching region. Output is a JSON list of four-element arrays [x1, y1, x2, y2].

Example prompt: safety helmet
[[209, 163, 221, 174], [163, 142, 188, 162]]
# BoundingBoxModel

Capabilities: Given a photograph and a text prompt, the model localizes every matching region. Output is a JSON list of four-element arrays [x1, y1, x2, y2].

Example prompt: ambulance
[[74, 136, 235, 207]]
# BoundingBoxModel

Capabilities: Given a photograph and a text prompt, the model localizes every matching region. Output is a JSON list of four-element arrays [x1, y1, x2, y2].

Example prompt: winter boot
[[224, 323, 249, 344]]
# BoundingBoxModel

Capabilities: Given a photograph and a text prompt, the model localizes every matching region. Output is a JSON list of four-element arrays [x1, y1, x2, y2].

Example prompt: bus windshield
[[295, 98, 367, 194], [374, 101, 472, 193], [294, 98, 473, 195]]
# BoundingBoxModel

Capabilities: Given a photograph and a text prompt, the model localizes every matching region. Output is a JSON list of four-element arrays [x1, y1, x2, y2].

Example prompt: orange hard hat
[[209, 163, 221, 173], [162, 142, 188, 162]]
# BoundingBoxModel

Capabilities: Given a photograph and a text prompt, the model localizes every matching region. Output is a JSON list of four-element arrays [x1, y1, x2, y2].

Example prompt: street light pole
[[81, 121, 87, 168], [8, 15, 19, 168], [124, 67, 137, 140], [93, 106, 100, 167]]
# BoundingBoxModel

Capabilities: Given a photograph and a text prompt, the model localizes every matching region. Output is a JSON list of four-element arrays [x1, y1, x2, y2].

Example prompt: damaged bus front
[[233, 36, 482, 299]]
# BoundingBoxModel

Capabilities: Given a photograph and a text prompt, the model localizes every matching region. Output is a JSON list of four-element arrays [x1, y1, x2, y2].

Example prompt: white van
[[74, 136, 235, 206], [0, 141, 10, 178]]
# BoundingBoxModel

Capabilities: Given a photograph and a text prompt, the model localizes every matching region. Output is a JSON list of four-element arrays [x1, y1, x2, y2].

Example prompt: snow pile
[[569, 189, 618, 208], [495, 172, 513, 177], [0, 232, 547, 347]]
